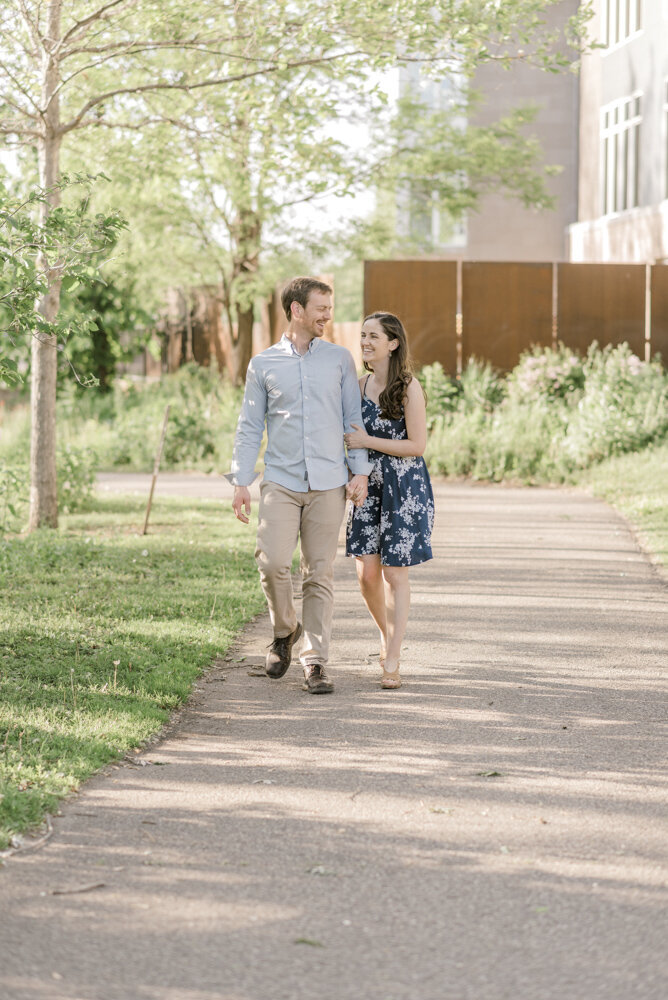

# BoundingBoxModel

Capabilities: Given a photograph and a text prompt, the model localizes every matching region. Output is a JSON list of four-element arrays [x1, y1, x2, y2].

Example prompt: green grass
[[0, 494, 265, 850], [578, 440, 668, 574]]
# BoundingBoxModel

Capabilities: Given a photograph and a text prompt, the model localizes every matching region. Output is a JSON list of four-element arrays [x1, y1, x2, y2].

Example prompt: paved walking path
[[2, 479, 667, 1000]]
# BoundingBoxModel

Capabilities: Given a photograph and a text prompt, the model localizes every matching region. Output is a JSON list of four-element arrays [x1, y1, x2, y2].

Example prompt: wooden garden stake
[[142, 405, 170, 535]]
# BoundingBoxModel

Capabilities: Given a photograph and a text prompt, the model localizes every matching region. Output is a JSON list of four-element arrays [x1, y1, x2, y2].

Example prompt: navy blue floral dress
[[346, 383, 435, 567]]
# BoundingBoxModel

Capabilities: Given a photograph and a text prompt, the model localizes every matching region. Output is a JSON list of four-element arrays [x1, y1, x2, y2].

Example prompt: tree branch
[[58, 49, 367, 135], [0, 62, 44, 120], [0, 88, 42, 123], [16, 0, 44, 55], [61, 32, 254, 61], [54, 41, 268, 97], [58, 0, 136, 51], [0, 124, 42, 140]]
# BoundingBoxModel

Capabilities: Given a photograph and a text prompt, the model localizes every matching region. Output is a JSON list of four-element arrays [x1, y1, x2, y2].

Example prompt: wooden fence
[[364, 260, 668, 373]]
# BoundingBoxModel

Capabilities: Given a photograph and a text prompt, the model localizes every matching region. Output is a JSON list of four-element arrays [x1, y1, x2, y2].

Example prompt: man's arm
[[224, 362, 267, 523]]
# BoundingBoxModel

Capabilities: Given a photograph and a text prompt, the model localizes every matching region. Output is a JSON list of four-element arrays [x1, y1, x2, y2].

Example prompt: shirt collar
[[279, 333, 321, 356]]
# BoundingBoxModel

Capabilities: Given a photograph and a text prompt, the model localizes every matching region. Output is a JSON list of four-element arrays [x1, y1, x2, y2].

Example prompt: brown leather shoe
[[265, 623, 303, 678], [302, 662, 334, 694]]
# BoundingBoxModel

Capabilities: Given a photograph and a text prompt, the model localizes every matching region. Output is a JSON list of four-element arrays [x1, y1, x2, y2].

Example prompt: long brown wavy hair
[[363, 312, 420, 420]]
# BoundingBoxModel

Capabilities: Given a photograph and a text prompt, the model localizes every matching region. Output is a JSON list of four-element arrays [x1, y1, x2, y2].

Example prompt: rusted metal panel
[[462, 262, 553, 371], [557, 263, 646, 357], [364, 260, 458, 372], [650, 265, 668, 363]]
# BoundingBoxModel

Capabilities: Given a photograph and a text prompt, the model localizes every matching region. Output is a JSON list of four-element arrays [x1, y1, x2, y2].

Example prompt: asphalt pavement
[[1, 476, 667, 1000]]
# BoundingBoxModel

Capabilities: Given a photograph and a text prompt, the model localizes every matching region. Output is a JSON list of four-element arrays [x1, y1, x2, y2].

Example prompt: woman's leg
[[381, 565, 410, 674], [355, 555, 387, 661]]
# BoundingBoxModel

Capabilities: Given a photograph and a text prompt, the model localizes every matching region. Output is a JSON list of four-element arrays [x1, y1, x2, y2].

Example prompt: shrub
[[0, 464, 28, 533], [563, 343, 668, 467], [425, 408, 489, 477], [416, 363, 460, 431], [422, 342, 668, 484], [57, 443, 98, 513], [458, 357, 506, 412], [506, 343, 584, 404], [59, 364, 243, 471]]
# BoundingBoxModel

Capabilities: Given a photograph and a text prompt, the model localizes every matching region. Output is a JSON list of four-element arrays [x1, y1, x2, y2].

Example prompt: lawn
[[0, 494, 265, 850], [579, 439, 668, 574]]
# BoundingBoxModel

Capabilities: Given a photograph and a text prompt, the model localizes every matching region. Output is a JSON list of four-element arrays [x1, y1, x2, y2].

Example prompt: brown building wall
[[467, 3, 580, 262]]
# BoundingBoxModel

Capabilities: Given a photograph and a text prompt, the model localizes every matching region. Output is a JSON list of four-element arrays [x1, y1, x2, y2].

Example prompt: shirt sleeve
[[223, 360, 267, 486], [341, 352, 373, 476]]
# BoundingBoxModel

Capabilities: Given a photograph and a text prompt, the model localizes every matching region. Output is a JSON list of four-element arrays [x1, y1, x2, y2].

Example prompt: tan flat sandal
[[380, 664, 402, 690]]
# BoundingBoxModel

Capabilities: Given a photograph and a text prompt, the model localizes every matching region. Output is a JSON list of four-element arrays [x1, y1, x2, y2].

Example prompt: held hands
[[344, 424, 369, 451], [232, 485, 251, 524], [346, 474, 368, 508]]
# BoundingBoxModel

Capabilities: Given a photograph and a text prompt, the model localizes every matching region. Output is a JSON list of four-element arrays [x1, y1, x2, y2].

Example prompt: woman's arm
[[345, 378, 427, 458]]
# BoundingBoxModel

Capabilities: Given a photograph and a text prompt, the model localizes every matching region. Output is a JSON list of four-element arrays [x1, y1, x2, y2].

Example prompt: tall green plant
[[59, 273, 151, 392], [424, 343, 668, 483], [0, 176, 124, 388]]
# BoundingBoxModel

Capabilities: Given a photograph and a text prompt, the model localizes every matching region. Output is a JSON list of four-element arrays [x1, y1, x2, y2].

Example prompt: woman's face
[[360, 318, 398, 366]]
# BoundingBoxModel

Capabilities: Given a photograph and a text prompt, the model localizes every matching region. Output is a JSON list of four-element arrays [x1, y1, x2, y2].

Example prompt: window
[[399, 66, 468, 250], [601, 94, 642, 214], [406, 188, 467, 250], [602, 0, 642, 48]]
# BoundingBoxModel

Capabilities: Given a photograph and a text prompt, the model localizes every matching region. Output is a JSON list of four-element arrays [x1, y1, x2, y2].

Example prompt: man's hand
[[346, 474, 368, 508], [232, 485, 251, 523]]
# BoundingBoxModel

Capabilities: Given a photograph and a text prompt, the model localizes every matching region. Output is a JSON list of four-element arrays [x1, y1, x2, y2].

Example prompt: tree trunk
[[232, 303, 254, 384], [29, 1, 62, 531], [219, 299, 254, 385]]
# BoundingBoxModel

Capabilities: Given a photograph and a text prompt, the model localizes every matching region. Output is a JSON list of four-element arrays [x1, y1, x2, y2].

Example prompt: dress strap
[[362, 374, 372, 398]]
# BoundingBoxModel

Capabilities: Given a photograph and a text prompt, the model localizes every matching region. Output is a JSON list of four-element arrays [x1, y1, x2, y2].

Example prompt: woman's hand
[[345, 424, 369, 450]]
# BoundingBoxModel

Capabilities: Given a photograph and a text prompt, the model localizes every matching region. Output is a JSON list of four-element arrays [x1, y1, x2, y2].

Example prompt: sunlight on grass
[[578, 441, 668, 571], [0, 494, 264, 849]]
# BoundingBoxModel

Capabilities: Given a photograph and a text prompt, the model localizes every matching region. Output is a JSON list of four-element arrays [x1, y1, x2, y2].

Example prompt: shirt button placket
[[301, 356, 309, 468]]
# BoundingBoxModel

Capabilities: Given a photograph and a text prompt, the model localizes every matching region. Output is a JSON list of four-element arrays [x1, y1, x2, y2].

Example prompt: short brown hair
[[281, 276, 332, 321]]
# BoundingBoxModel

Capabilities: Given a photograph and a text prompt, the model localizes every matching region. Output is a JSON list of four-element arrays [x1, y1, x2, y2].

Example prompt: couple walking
[[227, 276, 434, 693]]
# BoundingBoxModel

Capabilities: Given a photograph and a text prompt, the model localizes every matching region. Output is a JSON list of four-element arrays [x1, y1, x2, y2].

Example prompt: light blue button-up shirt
[[226, 335, 372, 492]]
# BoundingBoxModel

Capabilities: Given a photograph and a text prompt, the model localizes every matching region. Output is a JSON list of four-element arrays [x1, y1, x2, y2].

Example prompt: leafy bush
[[423, 342, 668, 484], [4, 344, 665, 495], [63, 363, 243, 471], [0, 445, 97, 532], [57, 444, 98, 513], [58, 274, 151, 393], [416, 363, 460, 431], [0, 400, 30, 464], [0, 464, 28, 533], [506, 343, 584, 404], [563, 344, 668, 466], [458, 357, 506, 412]]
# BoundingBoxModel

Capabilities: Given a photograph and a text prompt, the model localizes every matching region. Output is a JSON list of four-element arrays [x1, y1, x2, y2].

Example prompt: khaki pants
[[255, 481, 347, 665]]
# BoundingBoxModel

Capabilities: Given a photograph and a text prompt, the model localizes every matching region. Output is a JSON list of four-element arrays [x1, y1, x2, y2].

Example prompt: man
[[227, 276, 371, 694]]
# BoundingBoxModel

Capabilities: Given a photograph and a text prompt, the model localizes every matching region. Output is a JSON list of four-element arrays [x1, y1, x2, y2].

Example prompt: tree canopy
[[0, 0, 592, 526]]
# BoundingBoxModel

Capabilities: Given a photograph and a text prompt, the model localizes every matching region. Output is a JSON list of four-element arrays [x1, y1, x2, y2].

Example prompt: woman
[[345, 312, 434, 690]]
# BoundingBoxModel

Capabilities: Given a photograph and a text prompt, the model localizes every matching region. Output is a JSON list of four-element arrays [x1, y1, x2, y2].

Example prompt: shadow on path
[[1, 483, 667, 1000]]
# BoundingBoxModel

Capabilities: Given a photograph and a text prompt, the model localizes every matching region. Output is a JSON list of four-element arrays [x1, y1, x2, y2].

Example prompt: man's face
[[294, 290, 332, 338]]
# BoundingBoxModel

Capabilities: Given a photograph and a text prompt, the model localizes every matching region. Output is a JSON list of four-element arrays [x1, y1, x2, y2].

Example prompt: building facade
[[397, 1, 580, 261], [569, 0, 668, 262]]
